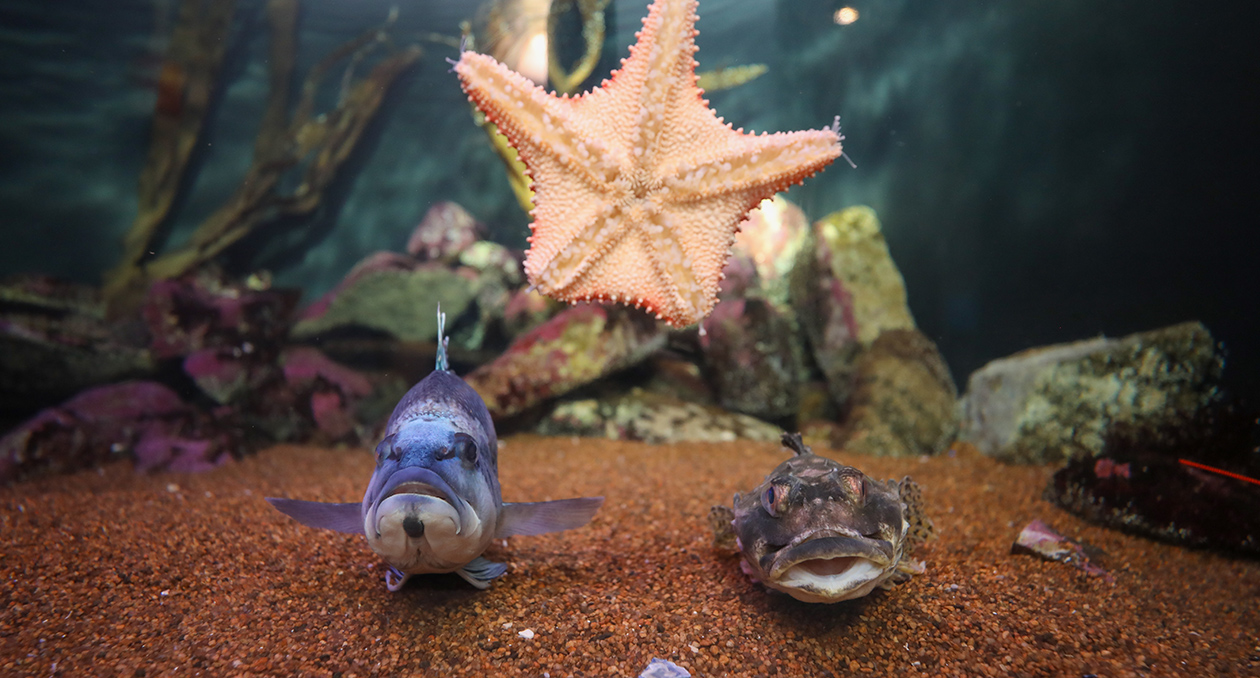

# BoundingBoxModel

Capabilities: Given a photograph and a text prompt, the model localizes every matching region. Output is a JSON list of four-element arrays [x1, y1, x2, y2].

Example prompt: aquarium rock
[[183, 348, 254, 405], [293, 263, 478, 343], [280, 347, 375, 441], [502, 288, 563, 339], [142, 269, 299, 360], [406, 202, 484, 264], [466, 305, 665, 419], [959, 322, 1223, 464], [538, 388, 781, 444], [0, 276, 154, 413], [831, 329, 958, 457], [0, 381, 228, 482], [791, 206, 913, 408], [700, 298, 802, 422], [807, 206, 916, 345], [728, 195, 812, 311]]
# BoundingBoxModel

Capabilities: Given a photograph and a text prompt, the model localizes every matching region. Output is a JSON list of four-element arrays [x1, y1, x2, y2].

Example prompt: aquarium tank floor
[[2, 437, 1256, 677]]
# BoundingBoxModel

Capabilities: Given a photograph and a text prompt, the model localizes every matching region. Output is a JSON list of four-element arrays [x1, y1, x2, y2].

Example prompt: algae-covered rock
[[465, 305, 665, 419], [728, 195, 811, 310], [790, 206, 913, 409], [407, 201, 483, 264], [959, 321, 1223, 464], [791, 242, 859, 408], [833, 329, 958, 457], [810, 206, 915, 345], [699, 297, 802, 422], [0, 276, 151, 413], [538, 388, 781, 444], [293, 264, 477, 342]]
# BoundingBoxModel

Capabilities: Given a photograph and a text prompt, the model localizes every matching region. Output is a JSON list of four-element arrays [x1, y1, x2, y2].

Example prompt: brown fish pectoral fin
[[893, 556, 927, 580], [496, 497, 605, 538], [897, 476, 937, 547], [708, 505, 737, 551]]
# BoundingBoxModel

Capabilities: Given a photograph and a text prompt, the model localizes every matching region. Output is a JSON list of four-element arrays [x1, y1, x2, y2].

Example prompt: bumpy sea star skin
[[455, 0, 843, 327]]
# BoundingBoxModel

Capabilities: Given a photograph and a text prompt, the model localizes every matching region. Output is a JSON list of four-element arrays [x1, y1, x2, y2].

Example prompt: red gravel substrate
[[2, 437, 1258, 677]]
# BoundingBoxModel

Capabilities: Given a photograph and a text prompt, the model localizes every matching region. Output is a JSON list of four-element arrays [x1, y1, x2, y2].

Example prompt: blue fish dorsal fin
[[435, 304, 450, 372]]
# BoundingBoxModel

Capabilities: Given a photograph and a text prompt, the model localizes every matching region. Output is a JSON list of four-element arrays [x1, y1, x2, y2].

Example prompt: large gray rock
[[959, 321, 1223, 464]]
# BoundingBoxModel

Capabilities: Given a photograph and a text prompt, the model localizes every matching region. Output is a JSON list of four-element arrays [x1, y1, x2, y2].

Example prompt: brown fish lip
[[768, 535, 894, 580]]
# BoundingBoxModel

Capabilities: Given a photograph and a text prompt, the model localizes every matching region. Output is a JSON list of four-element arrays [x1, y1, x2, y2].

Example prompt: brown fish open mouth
[[769, 535, 894, 585]]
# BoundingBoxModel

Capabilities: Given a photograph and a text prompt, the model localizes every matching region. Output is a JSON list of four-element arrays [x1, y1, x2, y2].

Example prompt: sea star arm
[[455, 52, 625, 191], [661, 128, 842, 202]]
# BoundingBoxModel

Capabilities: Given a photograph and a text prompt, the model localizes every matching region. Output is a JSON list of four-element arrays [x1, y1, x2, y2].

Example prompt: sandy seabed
[[2, 436, 1257, 677]]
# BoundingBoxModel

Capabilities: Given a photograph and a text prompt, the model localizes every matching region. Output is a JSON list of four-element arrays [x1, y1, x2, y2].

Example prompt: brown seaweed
[[104, 0, 421, 318]]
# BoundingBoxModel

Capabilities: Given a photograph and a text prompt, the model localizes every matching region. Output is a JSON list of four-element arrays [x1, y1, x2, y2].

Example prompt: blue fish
[[268, 308, 604, 590]]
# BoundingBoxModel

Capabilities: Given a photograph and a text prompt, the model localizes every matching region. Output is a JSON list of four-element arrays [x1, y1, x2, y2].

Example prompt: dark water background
[[1, 0, 1256, 397]]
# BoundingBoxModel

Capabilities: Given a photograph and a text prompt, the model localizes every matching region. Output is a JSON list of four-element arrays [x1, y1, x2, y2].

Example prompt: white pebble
[[518, 629, 535, 640]]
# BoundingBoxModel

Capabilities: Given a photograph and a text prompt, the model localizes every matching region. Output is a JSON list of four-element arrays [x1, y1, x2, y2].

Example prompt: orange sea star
[[455, 0, 843, 327]]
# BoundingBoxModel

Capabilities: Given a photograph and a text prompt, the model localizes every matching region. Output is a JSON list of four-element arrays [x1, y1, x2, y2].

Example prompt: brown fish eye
[[761, 484, 788, 517], [843, 473, 865, 503]]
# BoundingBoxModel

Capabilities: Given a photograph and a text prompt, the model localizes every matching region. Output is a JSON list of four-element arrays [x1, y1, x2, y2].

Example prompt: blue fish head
[[360, 370, 502, 574]]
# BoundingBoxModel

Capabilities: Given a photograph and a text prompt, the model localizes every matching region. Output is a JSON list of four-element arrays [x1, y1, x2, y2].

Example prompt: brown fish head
[[731, 451, 910, 603]]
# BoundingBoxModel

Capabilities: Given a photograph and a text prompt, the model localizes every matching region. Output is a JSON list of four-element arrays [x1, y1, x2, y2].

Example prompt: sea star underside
[[455, 0, 843, 327]]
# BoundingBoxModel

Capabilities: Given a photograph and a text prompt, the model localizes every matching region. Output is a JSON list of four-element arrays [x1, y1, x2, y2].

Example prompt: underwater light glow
[[834, 7, 859, 26]]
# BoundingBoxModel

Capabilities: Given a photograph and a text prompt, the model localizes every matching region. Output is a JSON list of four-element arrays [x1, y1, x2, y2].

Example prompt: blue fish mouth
[[366, 466, 469, 537]]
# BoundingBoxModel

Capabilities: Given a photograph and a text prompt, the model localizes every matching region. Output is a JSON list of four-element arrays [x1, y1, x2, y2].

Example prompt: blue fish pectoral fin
[[496, 497, 605, 538], [266, 498, 363, 534], [456, 556, 509, 590], [385, 566, 412, 592]]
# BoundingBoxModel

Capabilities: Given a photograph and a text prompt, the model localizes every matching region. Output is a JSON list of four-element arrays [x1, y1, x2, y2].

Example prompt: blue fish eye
[[453, 433, 478, 464], [375, 439, 398, 462]]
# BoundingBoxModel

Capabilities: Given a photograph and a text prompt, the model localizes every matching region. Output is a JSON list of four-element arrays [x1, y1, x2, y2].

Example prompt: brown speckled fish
[[711, 433, 935, 603]]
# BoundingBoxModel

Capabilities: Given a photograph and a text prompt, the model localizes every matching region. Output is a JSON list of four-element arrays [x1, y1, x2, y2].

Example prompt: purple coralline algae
[[466, 305, 665, 419], [142, 270, 298, 359], [0, 381, 229, 482]]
